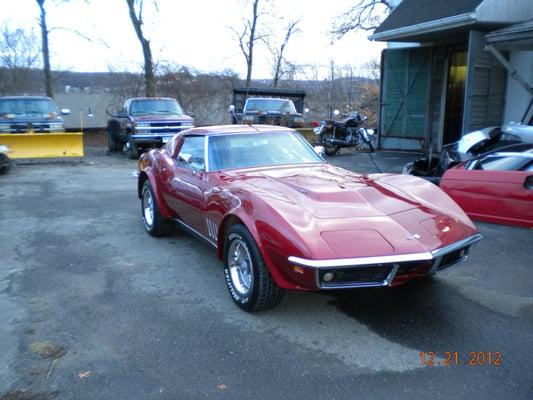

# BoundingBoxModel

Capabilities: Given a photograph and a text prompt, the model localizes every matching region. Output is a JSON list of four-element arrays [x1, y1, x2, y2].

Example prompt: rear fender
[[138, 168, 173, 219]]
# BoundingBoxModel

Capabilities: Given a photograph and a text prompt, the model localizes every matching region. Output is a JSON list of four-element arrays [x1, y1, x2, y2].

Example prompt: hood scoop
[[240, 167, 416, 219]]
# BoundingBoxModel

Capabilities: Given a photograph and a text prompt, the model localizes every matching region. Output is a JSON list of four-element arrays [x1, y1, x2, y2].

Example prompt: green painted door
[[380, 47, 431, 150]]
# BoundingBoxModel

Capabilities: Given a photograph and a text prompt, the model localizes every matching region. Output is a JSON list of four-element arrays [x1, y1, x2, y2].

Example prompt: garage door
[[380, 47, 431, 150]]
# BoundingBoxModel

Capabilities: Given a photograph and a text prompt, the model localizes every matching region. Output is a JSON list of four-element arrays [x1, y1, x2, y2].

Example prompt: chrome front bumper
[[288, 233, 483, 290], [129, 134, 177, 143]]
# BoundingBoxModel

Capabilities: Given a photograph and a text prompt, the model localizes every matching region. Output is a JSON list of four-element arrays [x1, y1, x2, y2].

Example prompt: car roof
[[0, 96, 53, 100], [129, 97, 175, 101], [181, 124, 296, 137], [246, 97, 291, 101]]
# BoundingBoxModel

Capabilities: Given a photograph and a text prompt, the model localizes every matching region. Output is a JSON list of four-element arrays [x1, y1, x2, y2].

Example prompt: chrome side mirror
[[61, 108, 71, 115], [228, 104, 235, 113], [313, 145, 325, 157]]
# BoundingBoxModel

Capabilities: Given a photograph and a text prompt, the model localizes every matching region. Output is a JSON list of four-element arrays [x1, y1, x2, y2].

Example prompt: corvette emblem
[[406, 233, 421, 240]]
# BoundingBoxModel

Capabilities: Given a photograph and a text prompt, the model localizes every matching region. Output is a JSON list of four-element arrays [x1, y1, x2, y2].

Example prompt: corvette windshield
[[208, 132, 323, 171]]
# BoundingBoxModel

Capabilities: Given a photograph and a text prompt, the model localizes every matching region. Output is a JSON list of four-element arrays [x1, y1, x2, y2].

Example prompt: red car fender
[[216, 205, 315, 291]]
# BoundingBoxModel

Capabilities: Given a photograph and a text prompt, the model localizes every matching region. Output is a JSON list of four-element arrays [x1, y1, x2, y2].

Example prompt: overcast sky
[[2, 0, 385, 79]]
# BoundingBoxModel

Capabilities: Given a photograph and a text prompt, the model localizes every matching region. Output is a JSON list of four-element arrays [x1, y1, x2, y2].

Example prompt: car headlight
[[242, 115, 255, 123], [293, 116, 304, 123]]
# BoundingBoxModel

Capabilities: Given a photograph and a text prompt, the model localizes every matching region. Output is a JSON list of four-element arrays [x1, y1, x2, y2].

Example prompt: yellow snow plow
[[0, 132, 84, 159]]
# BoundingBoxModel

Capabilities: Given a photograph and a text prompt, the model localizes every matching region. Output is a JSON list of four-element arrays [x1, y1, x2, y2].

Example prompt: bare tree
[[157, 63, 239, 124], [33, 1, 104, 97], [36, 0, 53, 97], [333, 0, 392, 37], [126, 0, 156, 96], [0, 26, 40, 69], [233, 0, 262, 89], [0, 26, 40, 94], [268, 20, 300, 88]]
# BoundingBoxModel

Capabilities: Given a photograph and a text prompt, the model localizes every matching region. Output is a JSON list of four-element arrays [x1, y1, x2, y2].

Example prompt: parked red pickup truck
[[107, 97, 194, 159]]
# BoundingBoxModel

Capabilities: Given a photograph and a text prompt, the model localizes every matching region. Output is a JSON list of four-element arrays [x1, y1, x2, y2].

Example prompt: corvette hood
[[222, 164, 476, 257], [235, 165, 423, 218]]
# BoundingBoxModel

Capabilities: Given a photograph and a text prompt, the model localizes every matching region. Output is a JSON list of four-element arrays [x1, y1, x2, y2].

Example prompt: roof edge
[[369, 12, 476, 41]]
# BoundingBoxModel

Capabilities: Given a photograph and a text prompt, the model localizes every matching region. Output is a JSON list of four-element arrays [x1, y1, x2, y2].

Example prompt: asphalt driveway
[[1, 148, 532, 399]]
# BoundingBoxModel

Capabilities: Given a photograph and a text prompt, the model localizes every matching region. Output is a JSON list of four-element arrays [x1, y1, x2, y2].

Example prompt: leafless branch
[[332, 0, 392, 38], [267, 19, 300, 87], [231, 0, 261, 88], [126, 0, 156, 96]]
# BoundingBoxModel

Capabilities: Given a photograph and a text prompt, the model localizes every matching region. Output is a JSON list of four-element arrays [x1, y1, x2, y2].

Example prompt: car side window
[[177, 136, 205, 171], [474, 155, 531, 171]]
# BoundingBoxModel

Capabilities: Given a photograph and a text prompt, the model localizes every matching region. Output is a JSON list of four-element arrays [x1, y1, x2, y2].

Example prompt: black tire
[[141, 180, 174, 237], [127, 138, 139, 160], [0, 154, 10, 174], [223, 224, 284, 312], [107, 120, 122, 152], [107, 133, 123, 152], [320, 131, 340, 156]]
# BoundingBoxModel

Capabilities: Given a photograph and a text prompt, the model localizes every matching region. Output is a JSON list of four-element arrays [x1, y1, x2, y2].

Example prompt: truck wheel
[[126, 138, 139, 160], [141, 180, 174, 237], [223, 224, 284, 312], [107, 120, 122, 152], [0, 154, 10, 174]]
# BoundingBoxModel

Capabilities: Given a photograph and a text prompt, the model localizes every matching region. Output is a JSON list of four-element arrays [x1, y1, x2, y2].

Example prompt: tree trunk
[[245, 0, 259, 89], [36, 0, 53, 98], [126, 0, 156, 97]]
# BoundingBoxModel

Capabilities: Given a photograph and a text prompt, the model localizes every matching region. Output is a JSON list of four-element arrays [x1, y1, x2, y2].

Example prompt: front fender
[[215, 193, 319, 291]]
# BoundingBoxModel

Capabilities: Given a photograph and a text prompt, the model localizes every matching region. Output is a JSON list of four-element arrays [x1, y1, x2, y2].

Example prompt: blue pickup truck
[[106, 97, 194, 159], [0, 96, 69, 134]]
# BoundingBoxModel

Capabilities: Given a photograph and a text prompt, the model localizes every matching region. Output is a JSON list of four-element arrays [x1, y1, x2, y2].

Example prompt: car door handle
[[524, 176, 533, 190]]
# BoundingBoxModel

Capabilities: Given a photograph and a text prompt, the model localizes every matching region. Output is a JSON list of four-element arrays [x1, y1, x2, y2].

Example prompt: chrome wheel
[[142, 187, 154, 229], [228, 239, 254, 296]]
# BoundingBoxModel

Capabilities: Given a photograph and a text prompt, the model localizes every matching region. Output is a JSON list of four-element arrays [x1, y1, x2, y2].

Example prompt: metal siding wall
[[463, 30, 507, 133]]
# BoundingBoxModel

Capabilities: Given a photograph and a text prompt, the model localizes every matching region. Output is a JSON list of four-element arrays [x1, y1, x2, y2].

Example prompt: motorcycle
[[313, 110, 375, 156], [402, 122, 533, 183]]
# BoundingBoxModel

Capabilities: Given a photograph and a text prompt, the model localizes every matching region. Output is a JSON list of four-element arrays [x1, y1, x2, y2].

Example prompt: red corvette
[[440, 146, 533, 228], [137, 125, 482, 311]]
